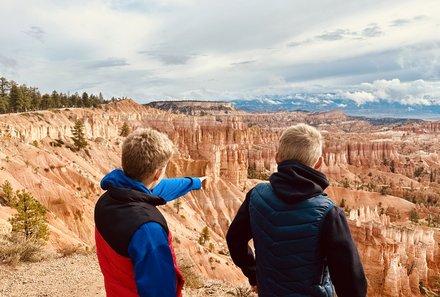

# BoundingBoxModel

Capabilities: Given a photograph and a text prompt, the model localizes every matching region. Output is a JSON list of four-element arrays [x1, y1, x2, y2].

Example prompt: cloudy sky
[[0, 0, 439, 104]]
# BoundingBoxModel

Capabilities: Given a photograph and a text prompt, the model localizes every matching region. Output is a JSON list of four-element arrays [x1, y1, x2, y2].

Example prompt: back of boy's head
[[277, 123, 323, 167], [122, 128, 174, 181]]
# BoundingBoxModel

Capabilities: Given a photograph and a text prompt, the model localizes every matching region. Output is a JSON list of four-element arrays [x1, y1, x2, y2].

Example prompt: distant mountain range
[[230, 95, 440, 121]]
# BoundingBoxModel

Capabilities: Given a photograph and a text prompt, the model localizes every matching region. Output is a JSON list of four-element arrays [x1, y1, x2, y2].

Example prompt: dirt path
[[0, 254, 105, 297]]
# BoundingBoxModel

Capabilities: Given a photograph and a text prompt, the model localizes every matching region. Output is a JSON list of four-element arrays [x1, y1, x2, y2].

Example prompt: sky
[[0, 0, 439, 105]]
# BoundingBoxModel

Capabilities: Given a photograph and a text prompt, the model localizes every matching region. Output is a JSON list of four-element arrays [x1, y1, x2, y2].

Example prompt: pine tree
[[409, 209, 419, 224], [81, 92, 90, 107], [9, 84, 25, 112], [174, 199, 182, 214], [9, 190, 49, 241], [30, 89, 42, 111], [1, 180, 15, 206], [120, 122, 131, 137], [0, 95, 9, 113], [198, 226, 210, 245], [71, 119, 88, 150], [0, 77, 10, 97]]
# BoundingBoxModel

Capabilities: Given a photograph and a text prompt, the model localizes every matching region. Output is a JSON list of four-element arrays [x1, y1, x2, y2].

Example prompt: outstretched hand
[[199, 176, 208, 188]]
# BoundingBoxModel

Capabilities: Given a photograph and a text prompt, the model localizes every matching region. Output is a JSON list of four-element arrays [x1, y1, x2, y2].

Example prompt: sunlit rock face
[[1, 99, 440, 293], [346, 205, 439, 296]]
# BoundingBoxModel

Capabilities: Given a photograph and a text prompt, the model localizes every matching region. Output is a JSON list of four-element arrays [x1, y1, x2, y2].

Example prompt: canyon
[[1, 99, 440, 296]]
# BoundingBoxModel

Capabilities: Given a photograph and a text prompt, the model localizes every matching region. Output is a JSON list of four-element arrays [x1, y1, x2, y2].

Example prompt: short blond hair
[[122, 128, 174, 181], [277, 123, 323, 167]]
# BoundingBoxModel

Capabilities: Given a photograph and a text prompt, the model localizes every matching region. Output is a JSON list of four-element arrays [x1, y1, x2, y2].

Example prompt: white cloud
[[340, 91, 377, 105], [0, 0, 439, 102], [340, 79, 440, 105]]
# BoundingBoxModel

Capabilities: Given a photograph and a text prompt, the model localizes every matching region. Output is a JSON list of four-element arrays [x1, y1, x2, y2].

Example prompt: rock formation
[[1, 99, 440, 295]]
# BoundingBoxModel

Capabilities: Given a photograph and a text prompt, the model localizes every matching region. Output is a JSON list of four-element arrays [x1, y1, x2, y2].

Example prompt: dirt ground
[[0, 254, 104, 297], [0, 253, 252, 297]]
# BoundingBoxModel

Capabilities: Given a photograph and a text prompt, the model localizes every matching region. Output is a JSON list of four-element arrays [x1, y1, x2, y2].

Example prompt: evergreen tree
[[174, 199, 182, 214], [120, 122, 131, 137], [81, 92, 90, 107], [40, 94, 52, 109], [19, 85, 32, 111], [0, 95, 9, 113], [0, 77, 10, 97], [30, 89, 42, 111], [1, 180, 15, 206], [51, 90, 61, 108], [409, 209, 419, 223], [198, 226, 210, 245], [68, 93, 80, 107], [9, 190, 49, 241], [9, 84, 24, 112], [71, 119, 88, 150]]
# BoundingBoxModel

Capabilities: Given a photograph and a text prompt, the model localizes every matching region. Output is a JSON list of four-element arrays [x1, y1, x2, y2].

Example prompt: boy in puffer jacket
[[95, 128, 206, 297], [227, 123, 367, 297]]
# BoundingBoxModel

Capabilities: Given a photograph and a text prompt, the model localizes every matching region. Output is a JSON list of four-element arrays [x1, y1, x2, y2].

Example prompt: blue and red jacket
[[94, 169, 202, 297]]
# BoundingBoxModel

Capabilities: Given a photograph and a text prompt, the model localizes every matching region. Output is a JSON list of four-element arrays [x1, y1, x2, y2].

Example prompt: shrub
[[409, 209, 419, 223], [342, 178, 350, 189], [339, 199, 346, 208], [120, 122, 131, 137], [198, 226, 210, 245], [177, 258, 203, 289], [0, 234, 46, 265], [414, 167, 424, 178], [233, 287, 255, 297], [174, 199, 182, 214]]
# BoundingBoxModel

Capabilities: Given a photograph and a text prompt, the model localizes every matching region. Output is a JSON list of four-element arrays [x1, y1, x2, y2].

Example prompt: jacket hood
[[101, 169, 166, 206], [101, 168, 151, 193], [269, 160, 329, 203]]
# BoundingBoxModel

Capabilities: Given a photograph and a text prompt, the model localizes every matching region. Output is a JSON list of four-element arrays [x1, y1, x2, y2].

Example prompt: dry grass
[[183, 281, 256, 297], [178, 257, 203, 289], [0, 235, 48, 266], [57, 244, 93, 258]]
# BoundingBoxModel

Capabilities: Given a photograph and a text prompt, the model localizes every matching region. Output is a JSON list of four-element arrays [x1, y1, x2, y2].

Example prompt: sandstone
[[1, 100, 440, 296]]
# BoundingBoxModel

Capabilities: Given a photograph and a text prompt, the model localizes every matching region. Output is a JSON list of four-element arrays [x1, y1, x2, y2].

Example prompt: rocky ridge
[[1, 99, 440, 296]]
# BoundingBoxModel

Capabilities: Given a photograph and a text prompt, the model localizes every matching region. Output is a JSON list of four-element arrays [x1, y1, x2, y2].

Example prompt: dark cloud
[[391, 15, 427, 27], [413, 15, 428, 21], [287, 41, 302, 47], [24, 25, 46, 42], [231, 60, 256, 66], [138, 50, 193, 65], [281, 48, 403, 82], [362, 25, 382, 37], [0, 55, 18, 68], [316, 29, 351, 40], [317, 25, 383, 41], [88, 57, 129, 69], [391, 18, 412, 27]]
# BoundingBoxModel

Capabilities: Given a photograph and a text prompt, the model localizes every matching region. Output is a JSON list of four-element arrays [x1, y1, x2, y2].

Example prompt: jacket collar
[[269, 160, 329, 203], [107, 187, 166, 206], [101, 169, 165, 206]]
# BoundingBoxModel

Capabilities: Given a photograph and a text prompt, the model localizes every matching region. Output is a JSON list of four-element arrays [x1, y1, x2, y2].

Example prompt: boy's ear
[[275, 152, 282, 164], [153, 167, 165, 181], [314, 156, 323, 169]]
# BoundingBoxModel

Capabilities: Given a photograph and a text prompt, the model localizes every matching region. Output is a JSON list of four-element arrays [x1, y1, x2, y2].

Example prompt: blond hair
[[277, 123, 323, 167], [122, 128, 174, 181]]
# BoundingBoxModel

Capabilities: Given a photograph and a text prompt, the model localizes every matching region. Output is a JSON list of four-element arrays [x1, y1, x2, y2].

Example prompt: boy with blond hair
[[227, 123, 367, 297], [95, 128, 205, 297]]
